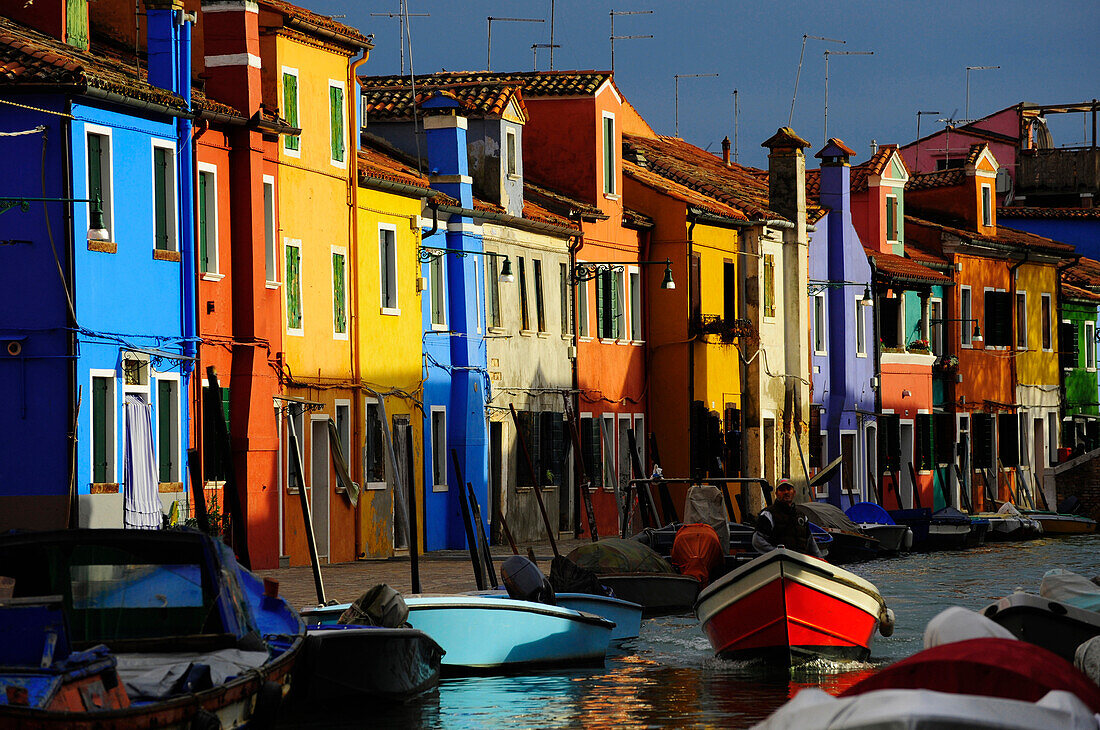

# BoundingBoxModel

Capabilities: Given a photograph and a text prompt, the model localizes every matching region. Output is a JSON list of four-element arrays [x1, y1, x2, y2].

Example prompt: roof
[[471, 196, 579, 233], [1062, 256, 1100, 298], [360, 80, 528, 122], [906, 213, 1077, 255], [258, 0, 372, 49], [1062, 282, 1100, 303], [797, 145, 907, 202], [815, 138, 856, 158], [1000, 206, 1100, 220], [622, 207, 653, 230], [906, 168, 967, 191], [357, 143, 434, 195], [0, 15, 189, 112], [623, 160, 749, 222], [904, 240, 952, 269], [524, 179, 607, 221], [865, 246, 954, 287], [761, 127, 811, 150]]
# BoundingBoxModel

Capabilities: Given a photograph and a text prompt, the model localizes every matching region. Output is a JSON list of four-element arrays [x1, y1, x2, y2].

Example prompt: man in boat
[[752, 480, 823, 557]]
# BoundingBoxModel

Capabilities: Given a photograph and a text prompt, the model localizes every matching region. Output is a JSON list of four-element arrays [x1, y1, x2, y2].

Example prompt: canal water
[[283, 535, 1100, 729]]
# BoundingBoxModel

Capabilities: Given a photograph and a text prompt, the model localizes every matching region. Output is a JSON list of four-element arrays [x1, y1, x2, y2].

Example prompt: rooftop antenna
[[674, 73, 718, 138], [915, 110, 941, 162], [487, 16, 544, 71], [823, 49, 873, 144], [549, 0, 556, 69], [964, 65, 1000, 123], [399, 0, 424, 176], [931, 110, 962, 167], [371, 7, 430, 75], [733, 89, 739, 163], [532, 43, 560, 71], [610, 9, 653, 73], [789, 34, 845, 127]]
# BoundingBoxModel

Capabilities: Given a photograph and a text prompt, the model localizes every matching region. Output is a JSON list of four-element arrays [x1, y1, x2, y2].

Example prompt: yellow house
[[258, 1, 370, 566], [354, 141, 436, 558]]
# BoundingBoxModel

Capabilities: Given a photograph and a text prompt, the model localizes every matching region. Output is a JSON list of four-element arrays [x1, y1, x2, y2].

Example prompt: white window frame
[[429, 255, 447, 331], [505, 127, 518, 178], [929, 297, 943, 357], [613, 268, 627, 342], [960, 285, 973, 348], [286, 406, 305, 495], [363, 397, 387, 490], [475, 262, 483, 334], [334, 399, 351, 493], [1016, 290, 1028, 350], [1041, 293, 1053, 352], [197, 162, 220, 278], [628, 266, 642, 343], [1087, 321, 1097, 371], [633, 413, 645, 470], [85, 123, 114, 240], [813, 292, 827, 355], [154, 371, 181, 484], [855, 294, 869, 357], [331, 245, 348, 340], [984, 286, 1008, 351], [150, 138, 179, 253], [378, 223, 399, 314], [431, 407, 448, 492], [1048, 411, 1059, 466], [89, 368, 118, 485], [285, 238, 303, 337], [328, 79, 347, 169], [281, 66, 301, 159], [264, 175, 278, 287], [885, 193, 899, 242], [981, 183, 993, 227], [601, 111, 617, 197], [577, 272, 591, 339], [601, 413, 617, 492]]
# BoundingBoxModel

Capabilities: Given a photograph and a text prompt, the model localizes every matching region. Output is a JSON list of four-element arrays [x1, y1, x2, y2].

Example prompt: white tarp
[[1040, 569, 1100, 613], [123, 393, 161, 529], [923, 606, 1016, 649]]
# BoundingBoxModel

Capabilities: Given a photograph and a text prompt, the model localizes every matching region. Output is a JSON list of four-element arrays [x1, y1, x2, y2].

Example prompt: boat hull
[[858, 524, 912, 553], [473, 591, 643, 641], [695, 548, 885, 666], [982, 591, 1100, 663], [1028, 514, 1098, 535], [596, 574, 700, 617]]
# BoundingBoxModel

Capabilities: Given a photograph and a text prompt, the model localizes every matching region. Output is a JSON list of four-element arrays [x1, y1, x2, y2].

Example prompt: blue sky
[[315, 0, 1100, 169]]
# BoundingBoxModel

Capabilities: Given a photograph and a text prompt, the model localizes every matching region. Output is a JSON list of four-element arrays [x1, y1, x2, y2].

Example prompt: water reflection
[[279, 536, 1098, 729]]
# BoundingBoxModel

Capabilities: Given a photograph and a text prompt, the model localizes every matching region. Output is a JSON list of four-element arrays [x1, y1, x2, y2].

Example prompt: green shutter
[[158, 380, 172, 482], [286, 245, 301, 329], [92, 377, 108, 483], [283, 74, 300, 151], [611, 273, 623, 338], [154, 147, 169, 250], [333, 252, 347, 334], [87, 133, 102, 213], [763, 255, 775, 318], [66, 0, 89, 50], [603, 117, 614, 194], [886, 197, 897, 240], [198, 171, 208, 271], [596, 271, 608, 338], [330, 85, 345, 162]]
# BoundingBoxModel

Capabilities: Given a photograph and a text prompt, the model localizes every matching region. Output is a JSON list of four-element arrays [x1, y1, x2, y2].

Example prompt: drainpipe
[[687, 213, 698, 478], [177, 15, 198, 504], [568, 212, 584, 535], [869, 255, 883, 504], [62, 102, 78, 528]]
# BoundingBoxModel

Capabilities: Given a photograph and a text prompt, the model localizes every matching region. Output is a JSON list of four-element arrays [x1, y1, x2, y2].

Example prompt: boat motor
[[501, 555, 556, 605]]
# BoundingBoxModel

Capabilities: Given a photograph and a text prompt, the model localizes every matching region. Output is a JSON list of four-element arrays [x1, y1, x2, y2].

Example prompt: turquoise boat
[[303, 595, 614, 674], [472, 590, 643, 641]]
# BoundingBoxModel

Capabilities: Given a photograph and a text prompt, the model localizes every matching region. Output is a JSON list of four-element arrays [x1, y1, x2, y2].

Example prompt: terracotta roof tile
[[904, 240, 951, 268], [814, 138, 856, 157], [523, 179, 606, 221], [797, 145, 906, 203], [965, 142, 989, 165], [360, 79, 527, 122], [623, 160, 749, 221], [906, 167, 967, 191], [1000, 206, 1100, 220], [357, 144, 433, 194], [1062, 256, 1100, 293], [258, 0, 372, 48], [1061, 282, 1100, 302], [622, 207, 653, 229], [906, 213, 1076, 255], [865, 246, 954, 286]]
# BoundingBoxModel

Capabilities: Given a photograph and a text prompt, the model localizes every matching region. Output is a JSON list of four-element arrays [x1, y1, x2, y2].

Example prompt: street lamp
[[0, 195, 108, 240], [572, 258, 675, 289], [418, 246, 515, 283], [930, 316, 983, 343]]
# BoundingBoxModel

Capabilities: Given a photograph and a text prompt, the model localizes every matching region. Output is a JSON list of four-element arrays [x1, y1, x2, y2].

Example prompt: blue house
[[806, 140, 876, 507], [0, 5, 195, 531]]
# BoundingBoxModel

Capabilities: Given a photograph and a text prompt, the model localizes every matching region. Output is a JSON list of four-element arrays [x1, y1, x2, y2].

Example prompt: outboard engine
[[501, 555, 556, 605]]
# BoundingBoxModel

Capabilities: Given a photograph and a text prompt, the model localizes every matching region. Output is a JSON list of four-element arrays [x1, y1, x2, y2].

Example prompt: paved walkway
[[256, 536, 594, 611]]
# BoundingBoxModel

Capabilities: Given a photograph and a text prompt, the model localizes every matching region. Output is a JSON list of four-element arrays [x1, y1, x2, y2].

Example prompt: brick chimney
[[721, 136, 731, 166], [199, 0, 262, 115], [762, 127, 810, 226]]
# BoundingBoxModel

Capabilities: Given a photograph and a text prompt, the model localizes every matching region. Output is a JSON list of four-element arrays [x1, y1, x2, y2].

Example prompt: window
[[285, 239, 302, 332], [152, 141, 177, 251], [1048, 412, 1059, 466], [809, 405, 823, 468], [1015, 292, 1027, 349], [633, 414, 645, 472], [972, 414, 993, 471], [596, 270, 625, 340], [505, 128, 518, 177], [578, 277, 590, 338], [430, 254, 446, 328], [379, 225, 398, 313], [724, 260, 737, 322], [335, 400, 351, 469], [156, 377, 179, 483], [282, 69, 300, 154], [1018, 409, 1030, 468], [1041, 294, 1053, 351], [198, 165, 217, 274], [629, 269, 641, 341], [486, 255, 502, 328], [929, 299, 942, 356], [981, 184, 992, 227], [431, 408, 447, 491], [364, 399, 386, 488], [533, 259, 546, 332], [915, 413, 934, 471], [203, 384, 230, 483], [602, 113, 616, 195], [329, 81, 346, 166], [91, 373, 116, 484], [880, 296, 901, 348], [934, 413, 954, 466], [886, 194, 899, 241], [86, 128, 113, 239], [1061, 320, 1079, 371], [580, 415, 601, 488], [690, 252, 701, 321], [763, 253, 776, 318], [601, 414, 616, 491], [474, 263, 482, 334], [855, 295, 867, 356], [560, 263, 571, 335], [287, 406, 305, 493], [984, 290, 1012, 347], [813, 293, 826, 354], [1087, 322, 1096, 370], [263, 176, 277, 283], [960, 286, 973, 346], [332, 248, 347, 337], [518, 257, 530, 331], [998, 413, 1020, 467]]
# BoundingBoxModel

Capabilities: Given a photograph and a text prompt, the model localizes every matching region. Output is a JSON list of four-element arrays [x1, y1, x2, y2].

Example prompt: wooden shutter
[[198, 171, 209, 272], [158, 380, 172, 483], [1061, 321, 1079, 370], [330, 85, 344, 162], [809, 405, 822, 468], [973, 414, 993, 469], [559, 263, 570, 334], [518, 257, 529, 330], [935, 413, 954, 465], [87, 133, 103, 210], [596, 271, 609, 338], [611, 272, 623, 338], [582, 418, 602, 488], [517, 411, 535, 487], [603, 116, 614, 194], [154, 147, 168, 250], [724, 260, 736, 322], [283, 74, 299, 151], [534, 260, 546, 332], [543, 412, 565, 487], [286, 245, 301, 328], [985, 291, 1013, 347], [916, 414, 933, 471], [690, 253, 701, 321], [332, 252, 346, 333], [92, 377, 108, 483], [763, 254, 775, 317]]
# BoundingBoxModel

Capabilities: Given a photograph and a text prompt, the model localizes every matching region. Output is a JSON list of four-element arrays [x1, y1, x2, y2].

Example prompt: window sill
[[87, 240, 116, 254], [287, 329, 304, 337], [333, 332, 349, 341], [519, 329, 536, 337], [562, 334, 574, 341], [516, 485, 558, 494], [266, 281, 282, 290], [153, 249, 181, 262], [814, 350, 828, 357], [381, 307, 401, 316], [856, 352, 868, 358], [330, 159, 347, 170], [603, 193, 620, 201], [763, 316, 776, 323], [488, 326, 507, 335], [430, 324, 449, 332], [432, 483, 448, 493], [536, 331, 551, 338], [507, 173, 521, 181], [286, 488, 300, 495], [202, 272, 225, 282], [366, 482, 387, 491], [89, 482, 119, 494], [579, 335, 593, 342], [158, 481, 183, 493], [630, 340, 645, 346]]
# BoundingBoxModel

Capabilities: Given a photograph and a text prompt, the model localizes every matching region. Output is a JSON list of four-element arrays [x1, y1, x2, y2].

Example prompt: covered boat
[[796, 502, 880, 563], [844, 502, 912, 553], [0, 529, 303, 728], [981, 591, 1100, 662], [889, 507, 971, 551], [694, 547, 892, 666], [567, 538, 700, 616]]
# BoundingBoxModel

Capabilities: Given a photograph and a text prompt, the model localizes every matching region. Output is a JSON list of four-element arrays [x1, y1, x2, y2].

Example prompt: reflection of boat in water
[[695, 547, 892, 667], [0, 529, 303, 727]]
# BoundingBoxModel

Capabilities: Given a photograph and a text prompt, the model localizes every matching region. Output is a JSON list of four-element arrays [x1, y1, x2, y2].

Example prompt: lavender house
[[808, 140, 876, 507]]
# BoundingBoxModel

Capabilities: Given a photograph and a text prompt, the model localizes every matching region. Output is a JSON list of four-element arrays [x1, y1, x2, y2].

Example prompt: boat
[[844, 502, 912, 553], [796, 502, 880, 564], [966, 516, 990, 546], [1023, 511, 1098, 535], [0, 529, 303, 728], [471, 590, 642, 642], [889, 507, 971, 551], [566, 538, 701, 616], [302, 595, 614, 674], [694, 547, 893, 666], [981, 591, 1100, 662]]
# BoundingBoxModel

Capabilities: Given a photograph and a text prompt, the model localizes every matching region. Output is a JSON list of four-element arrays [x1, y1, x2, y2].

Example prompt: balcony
[[691, 314, 754, 343], [1017, 147, 1100, 198]]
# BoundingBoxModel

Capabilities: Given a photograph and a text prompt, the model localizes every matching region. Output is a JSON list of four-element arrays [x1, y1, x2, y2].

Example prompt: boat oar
[[867, 467, 881, 505], [509, 405, 560, 558], [467, 482, 499, 588], [186, 448, 210, 534], [649, 431, 679, 522], [451, 449, 486, 590], [953, 463, 973, 513], [401, 423, 421, 594], [497, 507, 520, 555], [627, 428, 660, 528], [561, 393, 599, 541], [908, 462, 923, 510], [288, 407, 325, 605]]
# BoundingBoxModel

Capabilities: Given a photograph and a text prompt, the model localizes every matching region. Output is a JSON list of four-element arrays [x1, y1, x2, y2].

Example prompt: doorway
[[763, 418, 776, 488], [490, 421, 503, 544], [392, 415, 410, 550], [1033, 418, 1047, 508], [900, 421, 915, 509], [310, 417, 330, 561], [841, 433, 857, 505]]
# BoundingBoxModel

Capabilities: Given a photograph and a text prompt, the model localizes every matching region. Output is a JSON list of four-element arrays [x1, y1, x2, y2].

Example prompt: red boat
[[694, 547, 893, 665]]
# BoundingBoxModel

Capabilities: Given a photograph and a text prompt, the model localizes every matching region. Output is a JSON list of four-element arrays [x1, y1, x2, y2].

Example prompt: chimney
[[869, 139, 878, 156], [722, 136, 731, 166], [422, 97, 473, 209], [200, 0, 263, 115], [815, 138, 855, 215], [761, 127, 810, 226], [144, 0, 185, 95], [7, 0, 88, 50]]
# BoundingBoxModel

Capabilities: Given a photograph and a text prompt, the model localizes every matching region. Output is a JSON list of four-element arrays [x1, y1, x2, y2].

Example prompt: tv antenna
[[789, 34, 845, 126], [370, 8, 430, 75], [610, 9, 653, 73], [964, 65, 1000, 123], [487, 17, 544, 71], [823, 49, 873, 143], [674, 73, 718, 137]]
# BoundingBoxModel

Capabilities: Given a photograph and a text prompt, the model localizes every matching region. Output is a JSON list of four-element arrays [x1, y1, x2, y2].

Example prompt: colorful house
[[0, 5, 196, 531], [1058, 257, 1100, 456]]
